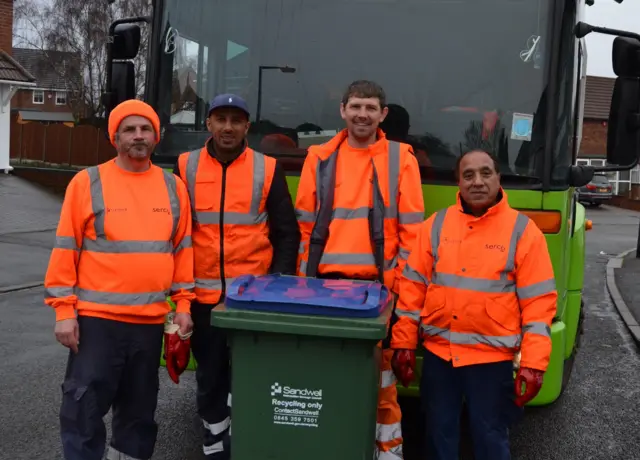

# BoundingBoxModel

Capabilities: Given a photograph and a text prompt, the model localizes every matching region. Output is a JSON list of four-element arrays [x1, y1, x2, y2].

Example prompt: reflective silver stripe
[[82, 239, 173, 254], [321, 253, 375, 265], [319, 253, 397, 270], [299, 256, 396, 275], [203, 417, 231, 435], [187, 149, 268, 226], [85, 165, 181, 254], [398, 211, 423, 225], [195, 211, 268, 225], [402, 262, 429, 285], [398, 247, 410, 260], [185, 148, 201, 222], [387, 141, 400, 219], [76, 288, 168, 305], [174, 235, 192, 253], [87, 166, 106, 239], [523, 321, 551, 337], [430, 209, 447, 273], [55, 236, 78, 250], [203, 442, 224, 456], [421, 324, 522, 349], [432, 272, 515, 293], [162, 169, 181, 240], [333, 206, 369, 220], [504, 213, 530, 275], [251, 150, 266, 216], [171, 282, 196, 291], [376, 421, 402, 443], [517, 278, 556, 299], [45, 286, 75, 298], [195, 277, 237, 290], [380, 369, 397, 389], [387, 254, 398, 271], [106, 446, 142, 460], [295, 208, 316, 222], [396, 309, 420, 322], [299, 205, 413, 222], [377, 445, 403, 460], [298, 241, 306, 254], [429, 210, 540, 290]]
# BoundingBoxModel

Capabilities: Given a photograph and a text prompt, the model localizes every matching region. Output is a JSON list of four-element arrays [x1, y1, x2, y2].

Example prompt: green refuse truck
[[104, 0, 640, 438]]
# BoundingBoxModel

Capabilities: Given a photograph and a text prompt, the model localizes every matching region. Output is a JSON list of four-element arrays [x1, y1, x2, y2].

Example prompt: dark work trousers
[[420, 349, 524, 460], [190, 302, 232, 459], [59, 316, 164, 460]]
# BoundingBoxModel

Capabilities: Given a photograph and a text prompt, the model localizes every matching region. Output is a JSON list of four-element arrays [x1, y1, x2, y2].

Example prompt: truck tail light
[[517, 210, 562, 233]]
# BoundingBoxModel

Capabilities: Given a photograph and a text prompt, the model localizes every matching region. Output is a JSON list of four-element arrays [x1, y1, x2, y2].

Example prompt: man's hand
[[514, 367, 545, 406], [391, 349, 416, 387], [164, 314, 193, 384], [173, 312, 193, 338], [55, 318, 79, 353]]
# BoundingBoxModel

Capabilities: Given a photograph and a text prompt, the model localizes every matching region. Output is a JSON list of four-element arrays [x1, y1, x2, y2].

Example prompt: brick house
[[10, 47, 81, 124], [576, 75, 638, 196], [577, 76, 613, 165], [0, 0, 37, 172]]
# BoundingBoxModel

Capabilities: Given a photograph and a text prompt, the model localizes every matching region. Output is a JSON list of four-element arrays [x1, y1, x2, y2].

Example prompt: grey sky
[[584, 0, 640, 77]]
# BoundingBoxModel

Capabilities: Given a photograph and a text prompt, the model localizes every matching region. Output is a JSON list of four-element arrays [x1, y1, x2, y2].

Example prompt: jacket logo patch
[[107, 207, 127, 213], [442, 236, 461, 245], [485, 244, 506, 252], [153, 207, 171, 214]]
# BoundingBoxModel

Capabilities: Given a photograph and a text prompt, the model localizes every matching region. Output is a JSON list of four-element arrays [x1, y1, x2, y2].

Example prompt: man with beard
[[294, 80, 425, 459], [44, 99, 196, 460], [390, 149, 557, 460], [173, 93, 300, 459]]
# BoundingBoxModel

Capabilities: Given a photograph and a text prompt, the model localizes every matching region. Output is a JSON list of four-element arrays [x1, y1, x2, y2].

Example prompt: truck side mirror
[[112, 24, 141, 60], [112, 61, 136, 102], [607, 37, 640, 168], [102, 61, 136, 115]]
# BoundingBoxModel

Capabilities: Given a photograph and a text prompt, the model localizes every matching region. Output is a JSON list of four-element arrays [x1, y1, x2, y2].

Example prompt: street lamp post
[[256, 65, 296, 123]]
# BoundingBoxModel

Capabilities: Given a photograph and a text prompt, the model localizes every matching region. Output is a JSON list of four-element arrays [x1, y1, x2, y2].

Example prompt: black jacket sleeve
[[172, 158, 181, 177], [267, 161, 301, 275]]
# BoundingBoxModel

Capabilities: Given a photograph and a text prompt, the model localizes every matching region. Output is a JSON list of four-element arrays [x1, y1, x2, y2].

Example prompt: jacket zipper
[[219, 163, 228, 299]]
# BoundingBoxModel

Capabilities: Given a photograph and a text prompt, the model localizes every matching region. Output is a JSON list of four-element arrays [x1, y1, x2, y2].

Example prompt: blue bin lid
[[224, 274, 389, 318]]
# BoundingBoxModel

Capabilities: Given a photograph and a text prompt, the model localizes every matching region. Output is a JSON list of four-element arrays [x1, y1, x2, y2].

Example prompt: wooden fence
[[9, 119, 116, 167]]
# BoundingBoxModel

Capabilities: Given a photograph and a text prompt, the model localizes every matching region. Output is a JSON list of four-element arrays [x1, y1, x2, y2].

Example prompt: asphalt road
[[0, 205, 639, 459]]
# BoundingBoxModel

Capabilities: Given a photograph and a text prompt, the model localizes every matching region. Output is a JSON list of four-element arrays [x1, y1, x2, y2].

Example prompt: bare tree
[[13, 0, 152, 122]]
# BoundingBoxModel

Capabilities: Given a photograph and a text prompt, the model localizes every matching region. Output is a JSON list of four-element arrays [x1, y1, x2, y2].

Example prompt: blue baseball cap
[[208, 93, 250, 118]]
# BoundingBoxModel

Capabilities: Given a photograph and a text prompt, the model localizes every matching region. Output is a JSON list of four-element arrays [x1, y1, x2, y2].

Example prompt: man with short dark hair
[[391, 149, 557, 460], [173, 93, 300, 459], [295, 80, 425, 459]]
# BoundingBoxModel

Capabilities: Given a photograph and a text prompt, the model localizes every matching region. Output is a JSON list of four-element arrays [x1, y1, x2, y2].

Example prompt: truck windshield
[[152, 0, 550, 181]]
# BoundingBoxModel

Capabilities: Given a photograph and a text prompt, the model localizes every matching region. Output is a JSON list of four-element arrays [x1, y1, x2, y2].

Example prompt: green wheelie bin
[[210, 273, 393, 460]]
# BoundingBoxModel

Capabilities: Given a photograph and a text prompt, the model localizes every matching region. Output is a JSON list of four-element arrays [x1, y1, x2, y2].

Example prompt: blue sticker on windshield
[[511, 113, 533, 141]]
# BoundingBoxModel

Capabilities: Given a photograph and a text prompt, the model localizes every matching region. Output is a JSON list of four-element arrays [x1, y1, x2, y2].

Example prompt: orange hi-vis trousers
[[376, 346, 403, 459]]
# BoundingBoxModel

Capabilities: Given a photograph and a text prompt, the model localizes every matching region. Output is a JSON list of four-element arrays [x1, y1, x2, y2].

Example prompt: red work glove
[[164, 323, 192, 384], [514, 367, 544, 407], [391, 349, 416, 387]]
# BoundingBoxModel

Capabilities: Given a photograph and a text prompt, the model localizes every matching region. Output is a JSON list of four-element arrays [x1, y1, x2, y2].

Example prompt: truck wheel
[[559, 300, 585, 398]]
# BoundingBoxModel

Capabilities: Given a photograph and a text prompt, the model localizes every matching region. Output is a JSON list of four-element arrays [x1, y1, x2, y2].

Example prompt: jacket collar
[[316, 128, 389, 159], [456, 188, 508, 218], [205, 137, 249, 165]]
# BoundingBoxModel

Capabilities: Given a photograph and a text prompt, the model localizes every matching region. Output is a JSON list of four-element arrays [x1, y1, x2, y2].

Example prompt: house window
[[32, 90, 44, 104], [55, 91, 67, 105]]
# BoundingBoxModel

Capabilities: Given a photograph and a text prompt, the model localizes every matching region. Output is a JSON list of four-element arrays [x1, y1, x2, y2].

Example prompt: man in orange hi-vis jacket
[[295, 80, 425, 460], [44, 99, 196, 460], [390, 149, 557, 460]]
